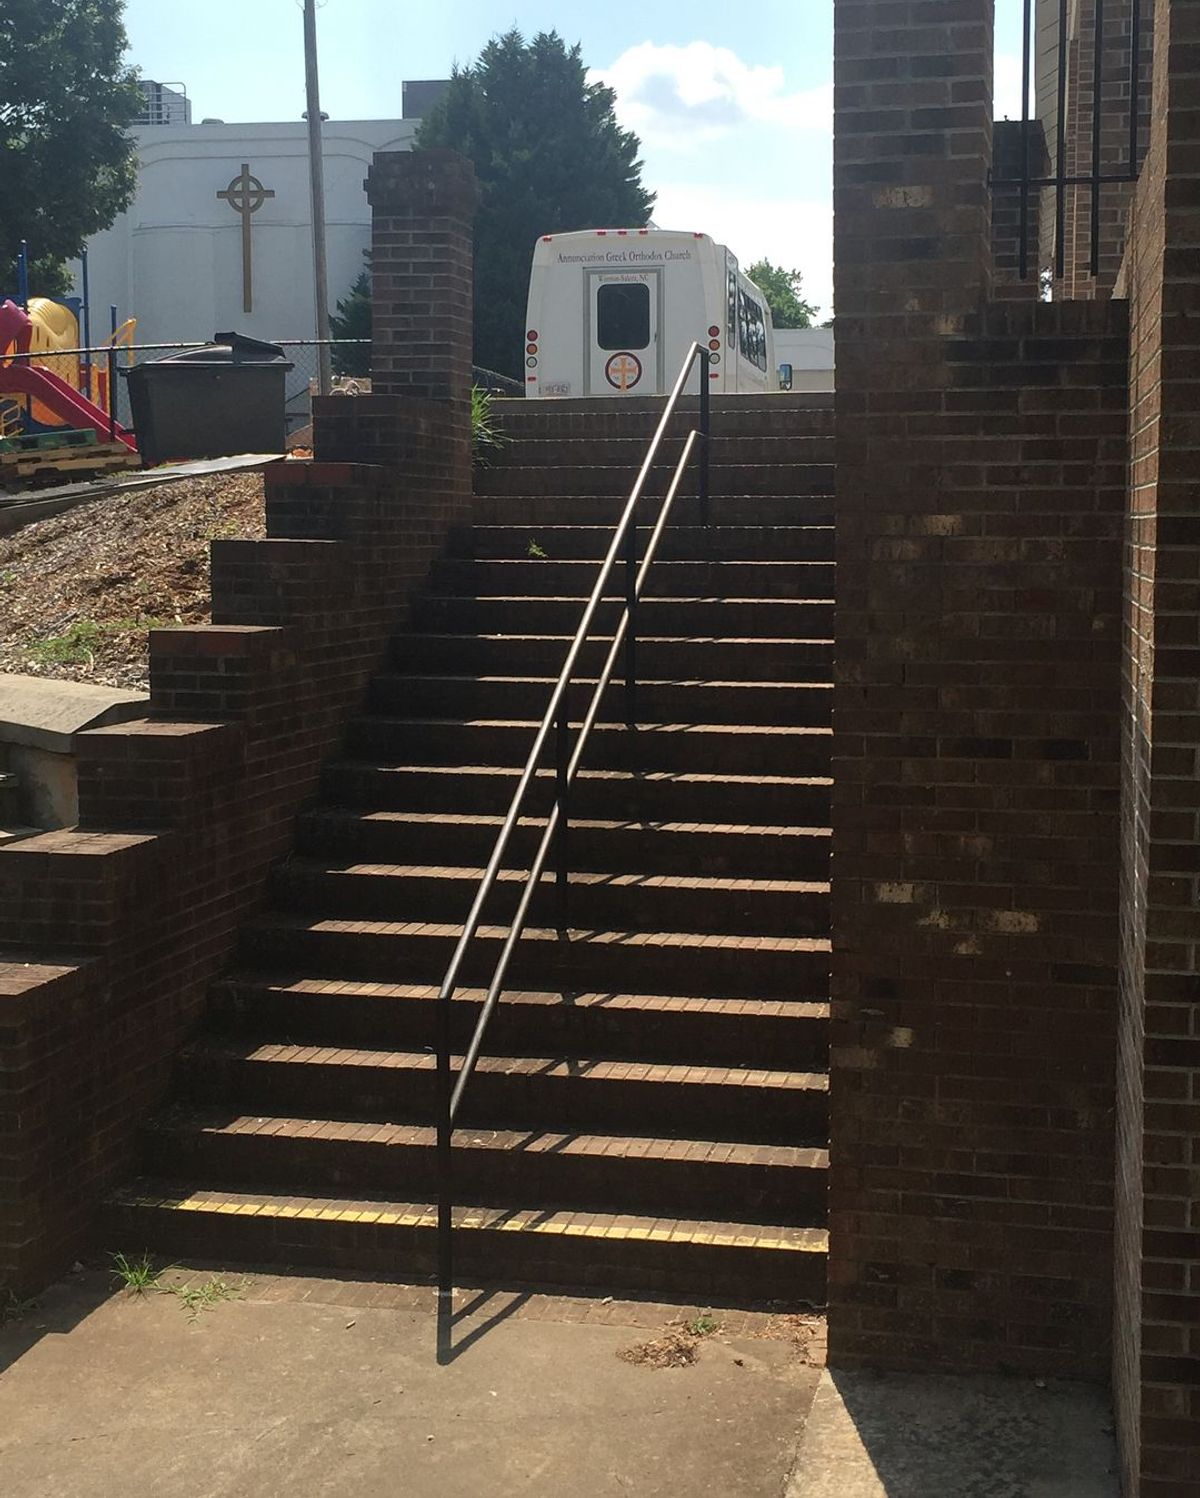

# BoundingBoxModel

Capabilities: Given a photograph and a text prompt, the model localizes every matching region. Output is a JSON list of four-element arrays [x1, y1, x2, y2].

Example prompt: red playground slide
[[0, 363, 137, 452]]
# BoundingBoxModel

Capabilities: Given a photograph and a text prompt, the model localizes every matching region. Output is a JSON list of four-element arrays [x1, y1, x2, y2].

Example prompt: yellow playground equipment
[[1, 298, 137, 430]]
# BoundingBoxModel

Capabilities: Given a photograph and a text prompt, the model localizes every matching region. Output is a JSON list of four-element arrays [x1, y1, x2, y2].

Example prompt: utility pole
[[303, 0, 332, 395]]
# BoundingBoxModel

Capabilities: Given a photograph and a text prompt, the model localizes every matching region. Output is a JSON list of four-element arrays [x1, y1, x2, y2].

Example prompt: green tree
[[747, 259, 818, 329], [329, 260, 371, 377], [417, 29, 655, 378], [0, 0, 141, 297]]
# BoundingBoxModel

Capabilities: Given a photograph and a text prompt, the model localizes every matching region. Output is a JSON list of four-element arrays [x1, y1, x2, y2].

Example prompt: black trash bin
[[122, 332, 294, 467]]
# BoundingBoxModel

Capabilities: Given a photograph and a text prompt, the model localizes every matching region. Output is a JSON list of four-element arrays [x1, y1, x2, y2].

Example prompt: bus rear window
[[597, 282, 651, 350]]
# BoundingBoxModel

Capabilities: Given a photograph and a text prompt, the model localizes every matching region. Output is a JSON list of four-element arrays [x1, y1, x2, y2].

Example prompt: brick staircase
[[110, 392, 834, 1304]]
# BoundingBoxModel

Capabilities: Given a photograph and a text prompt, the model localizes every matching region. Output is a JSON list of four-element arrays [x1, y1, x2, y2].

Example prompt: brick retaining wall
[[0, 152, 477, 1294]]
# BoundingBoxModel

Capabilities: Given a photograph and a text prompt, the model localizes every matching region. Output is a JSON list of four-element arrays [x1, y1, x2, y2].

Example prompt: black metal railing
[[434, 341, 713, 1299], [996, 0, 1146, 280]]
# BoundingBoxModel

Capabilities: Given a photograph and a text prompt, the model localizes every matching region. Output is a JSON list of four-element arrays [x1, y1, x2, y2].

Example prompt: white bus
[[522, 229, 776, 399]]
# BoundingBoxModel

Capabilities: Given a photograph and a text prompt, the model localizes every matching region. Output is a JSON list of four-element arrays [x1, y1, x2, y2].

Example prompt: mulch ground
[[0, 471, 266, 690]]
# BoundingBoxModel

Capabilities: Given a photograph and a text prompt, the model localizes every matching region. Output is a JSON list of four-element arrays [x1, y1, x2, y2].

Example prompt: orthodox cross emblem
[[217, 163, 276, 313], [605, 351, 643, 391]]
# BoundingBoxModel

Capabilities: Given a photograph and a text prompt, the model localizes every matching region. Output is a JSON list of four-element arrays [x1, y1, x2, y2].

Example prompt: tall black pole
[[304, 0, 333, 396]]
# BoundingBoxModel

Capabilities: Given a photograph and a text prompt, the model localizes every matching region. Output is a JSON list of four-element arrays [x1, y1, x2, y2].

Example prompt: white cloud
[[592, 41, 832, 152], [651, 185, 833, 319]]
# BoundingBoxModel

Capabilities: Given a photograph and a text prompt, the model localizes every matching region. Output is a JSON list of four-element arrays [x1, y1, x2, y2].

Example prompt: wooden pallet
[[0, 427, 97, 455], [0, 441, 140, 484]]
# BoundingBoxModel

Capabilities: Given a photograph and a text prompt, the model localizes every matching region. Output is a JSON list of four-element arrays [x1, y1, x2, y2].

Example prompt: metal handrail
[[435, 340, 713, 1297]]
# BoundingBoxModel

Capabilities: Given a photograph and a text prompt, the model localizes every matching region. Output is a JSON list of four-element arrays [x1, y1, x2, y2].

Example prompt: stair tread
[[328, 764, 833, 786], [214, 972, 830, 1019], [282, 859, 829, 895], [187, 1038, 828, 1091], [424, 594, 834, 604], [399, 633, 836, 644], [247, 914, 832, 953], [353, 716, 833, 735], [112, 1180, 830, 1253], [305, 809, 832, 836], [151, 1110, 831, 1171], [374, 672, 832, 689]]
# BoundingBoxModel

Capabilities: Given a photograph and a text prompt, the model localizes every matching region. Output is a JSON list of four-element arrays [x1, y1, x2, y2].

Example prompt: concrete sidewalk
[[1, 1268, 821, 1498], [788, 1368, 1119, 1498]]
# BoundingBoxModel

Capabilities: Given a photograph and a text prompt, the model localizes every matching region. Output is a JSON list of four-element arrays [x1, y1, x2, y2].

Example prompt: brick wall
[[831, 298, 1128, 1376], [831, 0, 1128, 1380], [0, 150, 477, 1295], [1112, 0, 1200, 1490], [834, 1, 1200, 1487]]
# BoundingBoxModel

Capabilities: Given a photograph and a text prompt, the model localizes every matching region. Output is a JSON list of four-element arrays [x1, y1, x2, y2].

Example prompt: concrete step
[[389, 633, 834, 682], [319, 763, 833, 826], [295, 808, 832, 880], [411, 595, 834, 638], [141, 1111, 829, 1224], [449, 523, 836, 563], [469, 495, 835, 528], [239, 917, 831, 1001], [209, 975, 830, 1069], [345, 717, 833, 776], [431, 557, 835, 600], [493, 435, 835, 468], [491, 394, 833, 437], [175, 1041, 830, 1144], [473, 463, 836, 498], [268, 860, 831, 939], [108, 1183, 828, 1301], [365, 673, 832, 728]]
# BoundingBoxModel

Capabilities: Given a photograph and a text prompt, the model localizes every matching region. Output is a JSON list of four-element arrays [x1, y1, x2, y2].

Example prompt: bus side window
[[597, 282, 651, 350]]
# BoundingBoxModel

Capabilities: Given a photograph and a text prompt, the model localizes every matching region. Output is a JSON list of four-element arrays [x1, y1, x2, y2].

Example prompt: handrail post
[[698, 346, 711, 529], [555, 710, 570, 935], [624, 515, 638, 735], [436, 990, 453, 1301]]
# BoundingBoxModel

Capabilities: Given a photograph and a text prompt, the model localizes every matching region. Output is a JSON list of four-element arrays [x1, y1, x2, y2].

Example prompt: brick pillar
[[313, 148, 476, 479], [831, 0, 996, 1368], [831, 0, 1128, 1381], [992, 120, 1049, 299], [366, 148, 477, 404]]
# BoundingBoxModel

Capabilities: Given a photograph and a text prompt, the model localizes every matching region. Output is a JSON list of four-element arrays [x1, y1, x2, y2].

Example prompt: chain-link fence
[[2, 337, 524, 450]]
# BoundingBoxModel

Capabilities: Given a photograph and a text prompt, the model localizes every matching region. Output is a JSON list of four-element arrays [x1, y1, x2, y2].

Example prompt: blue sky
[[120, 1, 1028, 321]]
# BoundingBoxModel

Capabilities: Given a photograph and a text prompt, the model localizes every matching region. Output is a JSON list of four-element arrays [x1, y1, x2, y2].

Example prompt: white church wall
[[74, 119, 418, 350]]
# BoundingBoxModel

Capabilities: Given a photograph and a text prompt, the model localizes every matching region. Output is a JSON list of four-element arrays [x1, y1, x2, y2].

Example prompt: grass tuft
[[110, 1250, 162, 1294]]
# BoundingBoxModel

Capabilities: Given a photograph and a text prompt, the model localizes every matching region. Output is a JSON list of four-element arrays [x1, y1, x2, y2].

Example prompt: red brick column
[[366, 148, 476, 404], [830, 0, 1127, 1379], [313, 150, 477, 471]]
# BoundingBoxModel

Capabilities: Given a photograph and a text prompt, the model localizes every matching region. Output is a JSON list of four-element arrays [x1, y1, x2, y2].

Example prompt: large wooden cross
[[217, 163, 276, 313]]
